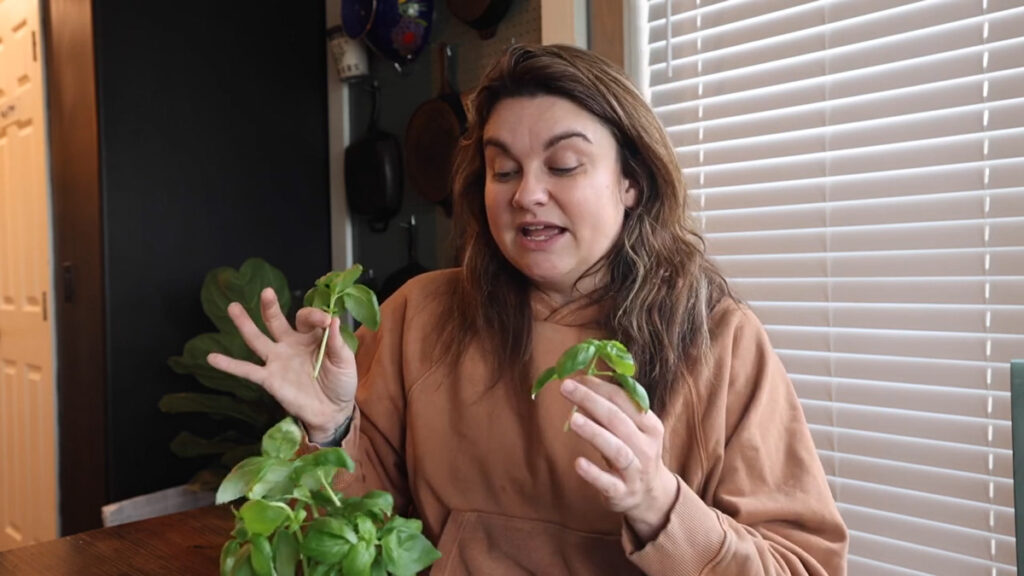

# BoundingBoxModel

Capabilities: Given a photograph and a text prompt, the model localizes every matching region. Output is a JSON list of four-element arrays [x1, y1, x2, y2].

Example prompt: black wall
[[92, 1, 331, 501]]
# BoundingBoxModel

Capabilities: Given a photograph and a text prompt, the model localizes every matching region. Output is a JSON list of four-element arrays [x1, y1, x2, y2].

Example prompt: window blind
[[642, 1, 1024, 574]]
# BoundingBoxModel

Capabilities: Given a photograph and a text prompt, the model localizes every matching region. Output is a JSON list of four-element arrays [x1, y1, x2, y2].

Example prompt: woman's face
[[483, 95, 636, 304]]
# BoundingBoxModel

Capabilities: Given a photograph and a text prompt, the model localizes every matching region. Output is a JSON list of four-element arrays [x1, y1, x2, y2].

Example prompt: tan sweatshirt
[[326, 269, 848, 575]]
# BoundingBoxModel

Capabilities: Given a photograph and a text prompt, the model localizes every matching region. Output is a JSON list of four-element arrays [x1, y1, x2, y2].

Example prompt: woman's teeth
[[521, 225, 564, 240]]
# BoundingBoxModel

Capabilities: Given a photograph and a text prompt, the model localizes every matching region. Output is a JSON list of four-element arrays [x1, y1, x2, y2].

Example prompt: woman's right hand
[[206, 287, 359, 443]]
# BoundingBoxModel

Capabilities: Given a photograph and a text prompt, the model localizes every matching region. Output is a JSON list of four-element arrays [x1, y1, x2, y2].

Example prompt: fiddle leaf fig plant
[[303, 264, 381, 380], [217, 417, 440, 576], [161, 258, 293, 486], [532, 339, 651, 422]]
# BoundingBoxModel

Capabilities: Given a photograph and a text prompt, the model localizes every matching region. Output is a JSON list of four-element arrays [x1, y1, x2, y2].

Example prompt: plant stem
[[319, 471, 342, 507], [312, 328, 330, 380]]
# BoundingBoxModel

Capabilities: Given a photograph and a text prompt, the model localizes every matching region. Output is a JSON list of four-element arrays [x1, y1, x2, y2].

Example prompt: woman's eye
[[492, 168, 519, 182], [550, 165, 580, 176]]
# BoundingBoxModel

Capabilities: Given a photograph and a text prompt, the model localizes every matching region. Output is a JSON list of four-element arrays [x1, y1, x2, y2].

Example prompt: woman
[[209, 44, 848, 575]]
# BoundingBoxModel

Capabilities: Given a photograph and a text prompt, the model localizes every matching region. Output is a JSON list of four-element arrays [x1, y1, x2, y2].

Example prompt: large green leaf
[[170, 431, 240, 458], [613, 372, 651, 413], [301, 525, 352, 564], [201, 258, 291, 337], [598, 340, 635, 377], [342, 540, 376, 576], [159, 393, 270, 428], [247, 459, 295, 500], [168, 332, 265, 402]]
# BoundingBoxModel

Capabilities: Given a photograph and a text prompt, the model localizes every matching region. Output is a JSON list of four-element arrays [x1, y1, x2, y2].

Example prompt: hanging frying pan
[[447, 0, 512, 40], [345, 82, 404, 232], [404, 42, 467, 215]]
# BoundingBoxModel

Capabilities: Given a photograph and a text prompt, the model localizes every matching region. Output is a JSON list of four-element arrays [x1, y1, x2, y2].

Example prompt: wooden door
[[0, 0, 58, 550]]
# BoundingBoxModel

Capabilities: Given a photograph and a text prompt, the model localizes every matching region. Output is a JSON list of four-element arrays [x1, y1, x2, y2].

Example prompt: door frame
[[42, 0, 108, 535]]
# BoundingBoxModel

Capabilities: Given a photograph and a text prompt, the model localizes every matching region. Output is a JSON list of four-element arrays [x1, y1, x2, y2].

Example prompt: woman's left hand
[[560, 375, 679, 543]]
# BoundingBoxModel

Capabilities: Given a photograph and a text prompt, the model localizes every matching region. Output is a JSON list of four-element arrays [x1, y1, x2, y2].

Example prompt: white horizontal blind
[[644, 1, 1024, 575]]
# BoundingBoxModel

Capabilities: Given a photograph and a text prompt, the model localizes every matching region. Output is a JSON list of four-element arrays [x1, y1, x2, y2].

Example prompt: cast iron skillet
[[345, 81, 403, 232], [404, 43, 466, 216]]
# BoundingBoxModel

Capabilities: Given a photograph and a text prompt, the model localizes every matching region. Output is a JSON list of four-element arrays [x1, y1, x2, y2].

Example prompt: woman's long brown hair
[[437, 44, 730, 413]]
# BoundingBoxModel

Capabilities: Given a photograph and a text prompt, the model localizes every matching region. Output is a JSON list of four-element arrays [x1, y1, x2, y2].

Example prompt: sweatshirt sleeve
[[623, 303, 849, 575]]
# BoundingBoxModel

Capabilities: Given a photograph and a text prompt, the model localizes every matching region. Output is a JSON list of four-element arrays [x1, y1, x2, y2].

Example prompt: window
[[641, 1, 1024, 574]]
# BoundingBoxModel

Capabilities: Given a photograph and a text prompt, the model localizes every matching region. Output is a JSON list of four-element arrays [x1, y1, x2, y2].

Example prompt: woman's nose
[[511, 170, 549, 209]]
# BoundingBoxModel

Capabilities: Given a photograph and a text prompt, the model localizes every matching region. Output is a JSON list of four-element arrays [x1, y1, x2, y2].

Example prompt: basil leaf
[[342, 539, 377, 576], [261, 417, 301, 459], [555, 342, 597, 379], [247, 460, 295, 500], [229, 544, 255, 576], [296, 446, 355, 473], [599, 340, 635, 376], [249, 534, 274, 576], [272, 530, 299, 576], [382, 524, 441, 576], [217, 456, 269, 504], [371, 556, 388, 576], [331, 264, 363, 294], [343, 490, 393, 521], [300, 525, 351, 564], [239, 500, 292, 536], [342, 285, 381, 330], [219, 539, 241, 576], [531, 366, 558, 399], [309, 517, 358, 544], [340, 322, 359, 354], [613, 372, 650, 413]]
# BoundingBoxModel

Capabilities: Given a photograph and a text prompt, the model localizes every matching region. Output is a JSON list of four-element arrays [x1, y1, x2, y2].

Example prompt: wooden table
[[0, 505, 235, 575]]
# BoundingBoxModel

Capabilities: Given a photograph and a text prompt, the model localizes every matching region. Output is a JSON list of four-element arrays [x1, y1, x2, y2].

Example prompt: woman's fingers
[[568, 410, 637, 473], [561, 379, 643, 447], [207, 352, 265, 387], [260, 288, 293, 342], [571, 375, 662, 436], [296, 306, 332, 334], [227, 302, 274, 361], [574, 456, 627, 500], [323, 317, 357, 371]]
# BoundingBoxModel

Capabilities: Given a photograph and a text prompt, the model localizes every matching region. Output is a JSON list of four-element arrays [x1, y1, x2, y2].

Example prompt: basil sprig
[[532, 339, 650, 413], [303, 265, 380, 380]]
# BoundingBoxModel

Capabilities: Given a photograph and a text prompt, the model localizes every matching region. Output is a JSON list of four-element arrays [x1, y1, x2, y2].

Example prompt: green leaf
[[261, 418, 302, 459], [355, 515, 377, 543], [330, 264, 363, 294], [217, 456, 269, 504], [306, 562, 334, 576], [613, 372, 651, 413], [531, 366, 558, 399], [201, 258, 290, 338], [272, 530, 299, 576], [371, 556, 387, 576], [555, 342, 597, 379], [229, 543, 255, 576], [301, 525, 351, 564], [381, 516, 423, 537], [220, 539, 241, 576], [168, 333, 265, 401], [306, 286, 331, 312], [239, 500, 292, 536], [249, 534, 274, 576], [309, 517, 358, 544], [340, 322, 359, 354], [297, 447, 356, 473], [343, 491, 393, 522], [159, 393, 269, 428], [381, 520, 441, 576], [170, 431, 240, 458], [248, 459, 295, 500], [342, 540, 377, 576], [342, 285, 380, 330], [598, 340, 635, 377]]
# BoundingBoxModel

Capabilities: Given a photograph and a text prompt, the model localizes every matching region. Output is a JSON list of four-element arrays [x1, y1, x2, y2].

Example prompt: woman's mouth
[[520, 225, 567, 241]]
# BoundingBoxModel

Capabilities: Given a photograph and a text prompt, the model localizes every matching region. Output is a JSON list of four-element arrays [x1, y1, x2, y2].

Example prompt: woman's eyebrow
[[482, 137, 512, 156], [544, 131, 591, 150]]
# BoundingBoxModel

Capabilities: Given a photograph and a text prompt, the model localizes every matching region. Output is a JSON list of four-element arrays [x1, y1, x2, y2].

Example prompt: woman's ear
[[621, 178, 639, 210]]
